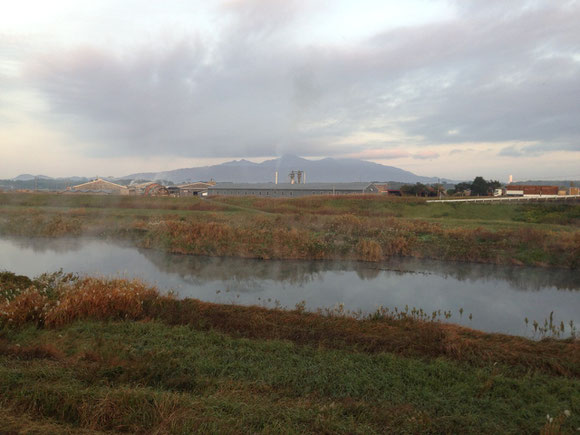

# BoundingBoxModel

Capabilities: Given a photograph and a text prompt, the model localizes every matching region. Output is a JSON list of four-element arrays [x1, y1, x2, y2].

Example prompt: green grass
[[1, 320, 578, 433], [2, 193, 578, 228], [2, 192, 578, 224]]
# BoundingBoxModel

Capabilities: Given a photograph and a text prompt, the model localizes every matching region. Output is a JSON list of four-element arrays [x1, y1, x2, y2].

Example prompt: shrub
[[356, 239, 383, 262], [0, 287, 48, 327], [0, 277, 161, 328], [44, 278, 159, 327]]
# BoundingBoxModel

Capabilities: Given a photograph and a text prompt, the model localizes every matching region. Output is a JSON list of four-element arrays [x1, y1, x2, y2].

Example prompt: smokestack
[[303, 172, 306, 184], [508, 174, 513, 184], [275, 172, 278, 184]]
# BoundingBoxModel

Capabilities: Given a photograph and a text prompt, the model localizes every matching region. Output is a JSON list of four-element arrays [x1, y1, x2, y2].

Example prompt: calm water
[[1, 237, 579, 338]]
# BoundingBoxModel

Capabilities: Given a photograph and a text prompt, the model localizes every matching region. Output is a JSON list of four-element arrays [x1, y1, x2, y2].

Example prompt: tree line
[[401, 177, 502, 197]]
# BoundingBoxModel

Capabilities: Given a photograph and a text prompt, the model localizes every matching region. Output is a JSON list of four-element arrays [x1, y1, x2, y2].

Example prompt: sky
[[0, 0, 579, 181]]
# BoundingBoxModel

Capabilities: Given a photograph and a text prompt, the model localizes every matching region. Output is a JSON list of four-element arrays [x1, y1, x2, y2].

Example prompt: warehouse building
[[67, 178, 129, 195], [208, 182, 379, 197], [175, 182, 215, 196]]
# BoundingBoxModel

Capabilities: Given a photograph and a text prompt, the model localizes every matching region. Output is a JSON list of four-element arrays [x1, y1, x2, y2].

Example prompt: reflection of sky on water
[[1, 237, 579, 338]]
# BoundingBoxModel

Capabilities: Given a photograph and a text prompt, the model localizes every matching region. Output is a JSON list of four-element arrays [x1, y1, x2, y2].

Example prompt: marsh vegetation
[[1, 193, 578, 432], [0, 271, 578, 433], [1, 193, 579, 267]]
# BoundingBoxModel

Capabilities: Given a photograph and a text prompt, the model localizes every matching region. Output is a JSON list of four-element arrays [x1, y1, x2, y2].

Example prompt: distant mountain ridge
[[12, 174, 53, 181], [10, 175, 88, 182], [121, 155, 440, 184]]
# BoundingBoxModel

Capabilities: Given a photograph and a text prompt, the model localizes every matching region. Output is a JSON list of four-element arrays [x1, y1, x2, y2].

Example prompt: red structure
[[506, 185, 558, 195]]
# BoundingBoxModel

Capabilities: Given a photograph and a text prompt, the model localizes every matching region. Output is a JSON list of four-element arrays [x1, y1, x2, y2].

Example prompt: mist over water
[[1, 237, 578, 338]]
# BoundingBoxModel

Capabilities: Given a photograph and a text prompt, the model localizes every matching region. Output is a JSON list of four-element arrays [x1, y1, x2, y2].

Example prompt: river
[[1, 236, 578, 338]]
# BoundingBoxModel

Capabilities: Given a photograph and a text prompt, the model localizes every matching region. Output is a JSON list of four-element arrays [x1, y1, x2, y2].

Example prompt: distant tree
[[470, 176, 489, 196], [454, 182, 471, 195], [426, 185, 438, 197], [488, 180, 502, 191], [400, 184, 414, 196], [401, 182, 428, 196], [455, 183, 471, 192]]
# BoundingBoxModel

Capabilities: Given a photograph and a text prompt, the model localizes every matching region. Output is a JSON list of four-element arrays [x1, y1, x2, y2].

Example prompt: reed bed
[[3, 210, 578, 267], [1, 193, 579, 267]]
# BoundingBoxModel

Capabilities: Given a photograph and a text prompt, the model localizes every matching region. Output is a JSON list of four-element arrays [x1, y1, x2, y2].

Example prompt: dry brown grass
[[0, 287, 49, 327], [1, 277, 159, 328], [2, 193, 579, 267], [45, 278, 159, 327], [356, 239, 384, 261], [0, 339, 63, 360], [0, 407, 109, 435]]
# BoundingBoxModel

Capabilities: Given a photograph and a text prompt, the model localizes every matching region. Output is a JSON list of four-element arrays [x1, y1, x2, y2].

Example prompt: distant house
[[375, 184, 402, 196], [67, 178, 129, 195], [208, 182, 379, 197]]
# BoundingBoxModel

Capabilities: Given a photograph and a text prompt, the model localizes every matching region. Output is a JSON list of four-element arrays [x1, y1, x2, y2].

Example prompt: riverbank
[[1, 272, 578, 433], [1, 193, 579, 268], [2, 236, 579, 339]]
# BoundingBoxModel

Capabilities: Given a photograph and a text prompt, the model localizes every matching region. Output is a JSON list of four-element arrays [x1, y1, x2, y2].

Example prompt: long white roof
[[209, 182, 376, 191]]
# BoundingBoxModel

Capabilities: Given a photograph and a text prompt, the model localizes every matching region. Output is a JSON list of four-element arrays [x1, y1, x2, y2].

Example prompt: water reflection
[[138, 247, 580, 292], [1, 236, 579, 338]]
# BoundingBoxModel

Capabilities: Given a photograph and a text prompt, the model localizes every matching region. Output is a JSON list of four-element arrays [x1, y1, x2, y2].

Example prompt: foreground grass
[[0, 272, 579, 433], [2, 320, 579, 434], [1, 193, 579, 268]]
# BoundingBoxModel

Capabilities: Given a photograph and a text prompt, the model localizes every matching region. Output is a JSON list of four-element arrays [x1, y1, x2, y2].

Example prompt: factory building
[[208, 182, 379, 197], [174, 182, 215, 196]]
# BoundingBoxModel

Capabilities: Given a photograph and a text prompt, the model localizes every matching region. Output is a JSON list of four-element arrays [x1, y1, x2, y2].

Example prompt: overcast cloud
[[1, 0, 579, 179]]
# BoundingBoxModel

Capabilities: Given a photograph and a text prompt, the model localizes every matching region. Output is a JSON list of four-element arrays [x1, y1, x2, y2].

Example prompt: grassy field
[[1, 192, 579, 267], [1, 272, 578, 433]]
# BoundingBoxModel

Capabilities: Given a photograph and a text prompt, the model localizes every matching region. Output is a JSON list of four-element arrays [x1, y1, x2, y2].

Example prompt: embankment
[[0, 272, 578, 433]]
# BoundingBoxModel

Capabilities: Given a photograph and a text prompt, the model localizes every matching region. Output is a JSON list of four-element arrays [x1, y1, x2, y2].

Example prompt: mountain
[[122, 155, 439, 184], [12, 174, 53, 181]]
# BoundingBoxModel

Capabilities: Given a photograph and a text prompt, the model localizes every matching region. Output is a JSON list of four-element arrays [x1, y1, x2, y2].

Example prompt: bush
[[1, 277, 161, 328], [356, 240, 383, 262]]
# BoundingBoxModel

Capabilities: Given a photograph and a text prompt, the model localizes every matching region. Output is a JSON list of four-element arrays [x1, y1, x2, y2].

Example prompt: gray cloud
[[412, 151, 440, 160], [499, 140, 580, 157], [498, 146, 524, 157], [23, 0, 580, 159]]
